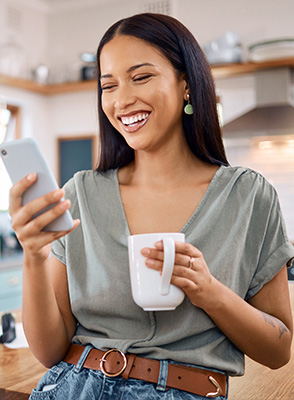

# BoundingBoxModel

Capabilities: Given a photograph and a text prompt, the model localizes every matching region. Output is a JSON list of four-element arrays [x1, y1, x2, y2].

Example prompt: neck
[[120, 138, 206, 188]]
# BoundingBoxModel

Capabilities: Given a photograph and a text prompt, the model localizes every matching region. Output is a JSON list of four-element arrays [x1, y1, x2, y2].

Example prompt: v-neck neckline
[[113, 165, 225, 236]]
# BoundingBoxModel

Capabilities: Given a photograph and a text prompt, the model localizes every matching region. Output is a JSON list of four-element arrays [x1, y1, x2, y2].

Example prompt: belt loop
[[156, 360, 168, 392], [74, 344, 94, 373], [122, 353, 136, 380], [225, 372, 229, 399]]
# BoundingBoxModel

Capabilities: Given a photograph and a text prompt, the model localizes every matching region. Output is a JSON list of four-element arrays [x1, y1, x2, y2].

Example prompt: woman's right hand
[[9, 173, 79, 263]]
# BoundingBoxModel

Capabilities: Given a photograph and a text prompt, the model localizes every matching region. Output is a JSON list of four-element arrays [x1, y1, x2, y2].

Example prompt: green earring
[[184, 94, 193, 115]]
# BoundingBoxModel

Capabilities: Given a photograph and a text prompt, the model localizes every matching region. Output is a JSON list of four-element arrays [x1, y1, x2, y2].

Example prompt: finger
[[141, 247, 164, 262], [172, 263, 196, 278], [149, 241, 200, 259], [143, 243, 201, 269], [174, 242, 202, 258], [144, 257, 163, 271], [24, 199, 72, 233], [170, 275, 198, 293], [18, 218, 80, 251], [173, 253, 196, 268], [145, 258, 197, 278], [9, 173, 37, 214], [39, 218, 80, 241], [19, 219, 80, 253], [154, 240, 201, 257], [154, 241, 202, 266], [13, 189, 65, 227]]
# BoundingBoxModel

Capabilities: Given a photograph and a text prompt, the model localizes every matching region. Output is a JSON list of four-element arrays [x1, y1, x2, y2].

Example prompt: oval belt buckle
[[100, 349, 127, 377], [205, 376, 221, 398]]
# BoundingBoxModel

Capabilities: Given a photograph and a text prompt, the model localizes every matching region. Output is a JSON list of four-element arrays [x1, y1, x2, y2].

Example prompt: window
[[0, 104, 20, 211]]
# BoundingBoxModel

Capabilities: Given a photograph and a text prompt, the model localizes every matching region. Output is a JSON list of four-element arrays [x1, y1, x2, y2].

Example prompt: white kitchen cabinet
[[0, 255, 23, 312]]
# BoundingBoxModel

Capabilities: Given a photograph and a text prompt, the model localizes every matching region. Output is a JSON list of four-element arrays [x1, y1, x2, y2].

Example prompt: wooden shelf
[[1, 58, 294, 95], [0, 74, 96, 95], [212, 57, 294, 79]]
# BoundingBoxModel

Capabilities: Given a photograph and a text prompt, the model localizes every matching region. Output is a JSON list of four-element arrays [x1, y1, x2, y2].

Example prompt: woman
[[9, 13, 294, 400]]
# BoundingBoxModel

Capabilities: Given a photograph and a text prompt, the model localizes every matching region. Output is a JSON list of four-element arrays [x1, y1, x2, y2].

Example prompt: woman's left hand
[[141, 241, 218, 310]]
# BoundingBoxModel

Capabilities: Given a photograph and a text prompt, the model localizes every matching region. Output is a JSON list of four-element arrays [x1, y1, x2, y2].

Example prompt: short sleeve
[[50, 235, 66, 264], [246, 182, 294, 299]]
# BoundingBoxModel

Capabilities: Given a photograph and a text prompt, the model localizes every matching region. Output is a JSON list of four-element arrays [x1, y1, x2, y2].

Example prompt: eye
[[101, 84, 117, 91], [100, 80, 118, 91], [133, 74, 153, 83]]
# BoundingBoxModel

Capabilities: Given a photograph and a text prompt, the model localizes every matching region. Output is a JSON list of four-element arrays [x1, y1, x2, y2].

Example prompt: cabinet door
[[58, 136, 97, 187]]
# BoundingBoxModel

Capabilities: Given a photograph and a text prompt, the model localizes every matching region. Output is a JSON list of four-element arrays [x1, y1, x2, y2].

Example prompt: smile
[[120, 113, 150, 126]]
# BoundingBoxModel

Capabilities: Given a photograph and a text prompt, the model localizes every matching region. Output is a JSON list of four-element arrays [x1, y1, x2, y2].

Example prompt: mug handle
[[160, 237, 175, 295]]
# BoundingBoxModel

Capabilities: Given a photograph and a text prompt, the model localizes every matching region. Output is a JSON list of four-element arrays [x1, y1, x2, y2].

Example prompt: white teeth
[[121, 113, 149, 125]]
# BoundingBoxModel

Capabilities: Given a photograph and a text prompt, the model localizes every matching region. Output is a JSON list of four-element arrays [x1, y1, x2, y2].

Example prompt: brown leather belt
[[64, 344, 227, 398]]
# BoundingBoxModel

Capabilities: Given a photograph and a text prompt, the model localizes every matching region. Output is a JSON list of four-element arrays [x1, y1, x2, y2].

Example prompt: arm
[[9, 174, 79, 367], [142, 242, 293, 369], [22, 255, 77, 368], [204, 265, 292, 369]]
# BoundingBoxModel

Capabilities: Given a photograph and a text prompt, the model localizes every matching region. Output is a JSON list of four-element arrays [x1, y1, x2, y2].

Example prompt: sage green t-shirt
[[51, 165, 294, 376]]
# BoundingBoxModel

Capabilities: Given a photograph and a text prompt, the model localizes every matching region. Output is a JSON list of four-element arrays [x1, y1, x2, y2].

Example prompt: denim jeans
[[29, 345, 228, 400]]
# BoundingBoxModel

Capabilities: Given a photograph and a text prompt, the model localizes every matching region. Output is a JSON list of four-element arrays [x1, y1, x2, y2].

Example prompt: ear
[[181, 75, 190, 100], [178, 73, 188, 96], [184, 89, 190, 101]]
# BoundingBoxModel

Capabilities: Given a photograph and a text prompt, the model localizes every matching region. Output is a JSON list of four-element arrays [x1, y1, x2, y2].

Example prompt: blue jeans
[[29, 345, 228, 400]]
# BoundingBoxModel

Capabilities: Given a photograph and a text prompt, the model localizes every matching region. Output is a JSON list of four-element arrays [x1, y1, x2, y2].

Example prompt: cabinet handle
[[9, 276, 20, 286]]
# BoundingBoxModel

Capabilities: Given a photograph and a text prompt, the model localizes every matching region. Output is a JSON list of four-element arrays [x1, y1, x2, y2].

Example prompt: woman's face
[[99, 35, 188, 152]]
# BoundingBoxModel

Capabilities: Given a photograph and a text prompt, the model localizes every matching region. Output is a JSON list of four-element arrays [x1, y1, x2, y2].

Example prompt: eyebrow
[[100, 63, 156, 79]]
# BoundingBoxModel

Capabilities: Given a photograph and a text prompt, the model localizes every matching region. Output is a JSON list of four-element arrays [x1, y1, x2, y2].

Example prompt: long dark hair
[[96, 13, 228, 171]]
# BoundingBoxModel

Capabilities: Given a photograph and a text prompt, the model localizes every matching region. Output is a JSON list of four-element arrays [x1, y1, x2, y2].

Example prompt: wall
[[0, 0, 48, 79], [46, 0, 140, 83], [0, 84, 52, 167], [178, 0, 294, 50], [2, 0, 294, 83], [2, 0, 294, 141], [47, 90, 98, 176], [224, 136, 294, 242], [46, 0, 294, 74]]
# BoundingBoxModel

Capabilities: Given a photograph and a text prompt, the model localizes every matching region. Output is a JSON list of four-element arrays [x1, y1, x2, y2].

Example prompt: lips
[[118, 112, 150, 133]]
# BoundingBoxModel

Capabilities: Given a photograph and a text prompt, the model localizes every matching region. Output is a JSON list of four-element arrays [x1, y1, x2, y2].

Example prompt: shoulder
[[221, 165, 275, 191], [219, 165, 278, 207], [60, 169, 118, 218], [62, 169, 118, 207], [63, 169, 117, 193]]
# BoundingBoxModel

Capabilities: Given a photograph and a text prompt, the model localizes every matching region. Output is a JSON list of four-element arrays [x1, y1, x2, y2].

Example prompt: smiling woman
[[6, 13, 294, 400], [96, 13, 227, 172], [99, 35, 187, 151]]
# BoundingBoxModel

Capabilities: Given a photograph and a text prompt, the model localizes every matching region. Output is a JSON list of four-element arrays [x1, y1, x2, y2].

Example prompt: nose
[[114, 84, 136, 111]]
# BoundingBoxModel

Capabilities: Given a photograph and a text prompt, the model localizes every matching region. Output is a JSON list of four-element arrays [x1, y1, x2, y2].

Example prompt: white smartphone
[[0, 138, 74, 232]]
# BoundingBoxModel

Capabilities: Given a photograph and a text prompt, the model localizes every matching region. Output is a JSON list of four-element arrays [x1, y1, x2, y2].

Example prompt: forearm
[[204, 278, 292, 369], [22, 253, 72, 367]]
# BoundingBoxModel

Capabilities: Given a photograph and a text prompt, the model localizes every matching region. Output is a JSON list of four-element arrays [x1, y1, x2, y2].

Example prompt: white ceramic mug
[[128, 232, 185, 311]]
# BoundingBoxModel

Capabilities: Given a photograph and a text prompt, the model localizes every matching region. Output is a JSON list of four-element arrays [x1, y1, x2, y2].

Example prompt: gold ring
[[189, 257, 195, 269]]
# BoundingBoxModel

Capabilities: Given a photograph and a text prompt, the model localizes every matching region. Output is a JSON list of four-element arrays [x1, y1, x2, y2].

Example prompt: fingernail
[[53, 189, 64, 199], [27, 173, 36, 181], [146, 259, 154, 266], [141, 248, 150, 256], [154, 241, 163, 248], [59, 199, 70, 209]]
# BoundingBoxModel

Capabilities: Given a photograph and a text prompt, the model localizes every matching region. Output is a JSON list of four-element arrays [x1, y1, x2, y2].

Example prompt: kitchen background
[[0, 0, 294, 264]]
